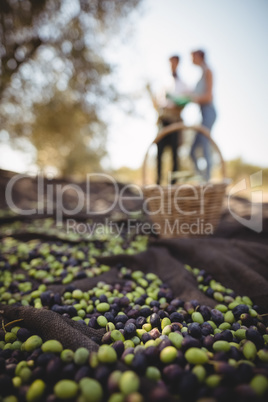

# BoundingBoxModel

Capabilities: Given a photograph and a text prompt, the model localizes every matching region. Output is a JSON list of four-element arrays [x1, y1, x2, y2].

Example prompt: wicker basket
[[142, 122, 228, 239]]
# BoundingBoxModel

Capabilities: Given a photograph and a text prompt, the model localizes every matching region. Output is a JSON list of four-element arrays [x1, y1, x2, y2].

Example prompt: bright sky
[[1, 0, 268, 174], [106, 0, 268, 170]]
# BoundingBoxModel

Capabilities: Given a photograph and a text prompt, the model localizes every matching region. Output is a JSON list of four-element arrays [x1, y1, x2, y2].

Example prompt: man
[[153, 55, 188, 185]]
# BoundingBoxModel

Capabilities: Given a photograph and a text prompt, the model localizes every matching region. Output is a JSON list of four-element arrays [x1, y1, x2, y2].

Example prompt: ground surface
[[0, 169, 267, 401]]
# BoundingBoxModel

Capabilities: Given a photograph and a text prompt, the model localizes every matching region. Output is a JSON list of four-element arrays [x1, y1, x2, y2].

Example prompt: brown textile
[[98, 238, 268, 310], [0, 305, 104, 351]]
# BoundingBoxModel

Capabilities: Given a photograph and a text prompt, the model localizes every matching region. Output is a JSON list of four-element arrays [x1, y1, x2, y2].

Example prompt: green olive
[[185, 348, 208, 365], [54, 380, 78, 399]]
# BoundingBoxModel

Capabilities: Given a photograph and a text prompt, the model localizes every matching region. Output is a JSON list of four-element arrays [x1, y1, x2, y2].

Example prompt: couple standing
[[154, 50, 216, 184]]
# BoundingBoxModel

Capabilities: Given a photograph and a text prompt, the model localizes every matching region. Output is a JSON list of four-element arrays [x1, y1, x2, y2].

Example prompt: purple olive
[[232, 304, 249, 319], [210, 309, 224, 324], [112, 341, 124, 359], [150, 313, 161, 328], [188, 322, 202, 338], [61, 363, 76, 379], [46, 356, 62, 383], [182, 335, 201, 350], [139, 307, 151, 317], [163, 364, 183, 385], [131, 353, 148, 375], [169, 312, 184, 323], [74, 366, 91, 382], [144, 346, 160, 365], [124, 323, 137, 339], [17, 328, 31, 342], [0, 374, 14, 396], [246, 328, 264, 349]]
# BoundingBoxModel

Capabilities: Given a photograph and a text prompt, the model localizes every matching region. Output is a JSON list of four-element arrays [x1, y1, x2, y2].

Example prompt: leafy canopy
[[0, 0, 142, 175]]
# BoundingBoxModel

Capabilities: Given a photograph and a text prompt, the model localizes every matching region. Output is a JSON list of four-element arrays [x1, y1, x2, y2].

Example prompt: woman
[[189, 49, 216, 181]]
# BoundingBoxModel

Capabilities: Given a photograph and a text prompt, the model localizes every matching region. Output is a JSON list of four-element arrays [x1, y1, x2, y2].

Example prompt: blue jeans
[[190, 104, 216, 180]]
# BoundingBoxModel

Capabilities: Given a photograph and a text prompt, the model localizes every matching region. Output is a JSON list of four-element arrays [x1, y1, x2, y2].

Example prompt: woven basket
[[142, 122, 228, 239]]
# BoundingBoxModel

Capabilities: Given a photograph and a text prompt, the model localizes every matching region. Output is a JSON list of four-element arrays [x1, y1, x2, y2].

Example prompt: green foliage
[[30, 91, 107, 176], [0, 0, 142, 175], [111, 157, 268, 190], [112, 166, 143, 185], [226, 158, 268, 186]]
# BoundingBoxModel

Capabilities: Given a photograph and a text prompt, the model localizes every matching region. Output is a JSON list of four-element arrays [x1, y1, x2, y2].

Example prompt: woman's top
[[194, 64, 214, 106]]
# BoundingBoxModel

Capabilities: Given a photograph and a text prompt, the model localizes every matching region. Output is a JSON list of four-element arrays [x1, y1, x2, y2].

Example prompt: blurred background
[[0, 0, 268, 190]]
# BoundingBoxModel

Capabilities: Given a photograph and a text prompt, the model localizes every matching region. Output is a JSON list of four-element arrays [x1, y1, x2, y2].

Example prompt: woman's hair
[[169, 55, 180, 62], [191, 49, 205, 60]]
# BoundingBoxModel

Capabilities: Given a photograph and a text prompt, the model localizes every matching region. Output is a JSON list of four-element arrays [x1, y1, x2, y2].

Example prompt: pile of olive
[[0, 229, 147, 304], [1, 265, 267, 401], [0, 325, 142, 402]]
